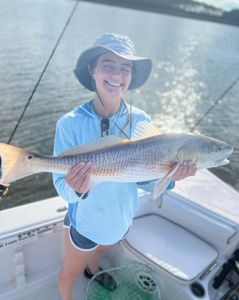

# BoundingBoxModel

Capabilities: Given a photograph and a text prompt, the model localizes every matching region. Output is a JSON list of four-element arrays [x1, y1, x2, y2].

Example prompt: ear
[[88, 65, 95, 79]]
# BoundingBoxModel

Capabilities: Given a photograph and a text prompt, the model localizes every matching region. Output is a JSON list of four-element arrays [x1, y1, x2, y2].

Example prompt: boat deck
[[6, 276, 87, 300], [1, 170, 239, 300]]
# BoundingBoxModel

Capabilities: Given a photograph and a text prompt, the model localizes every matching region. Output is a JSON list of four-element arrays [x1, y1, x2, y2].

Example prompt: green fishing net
[[85, 262, 161, 300]]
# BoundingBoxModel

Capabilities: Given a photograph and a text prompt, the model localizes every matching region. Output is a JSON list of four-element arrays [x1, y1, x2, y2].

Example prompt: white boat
[[1, 169, 239, 300]]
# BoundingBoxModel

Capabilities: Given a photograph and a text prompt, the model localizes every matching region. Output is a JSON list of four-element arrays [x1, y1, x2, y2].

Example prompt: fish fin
[[59, 136, 127, 157], [177, 143, 197, 163], [132, 121, 164, 140], [0, 143, 35, 184], [152, 164, 180, 200]]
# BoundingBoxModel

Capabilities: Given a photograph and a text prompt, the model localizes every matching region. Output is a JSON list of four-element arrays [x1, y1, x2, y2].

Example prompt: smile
[[106, 80, 122, 87]]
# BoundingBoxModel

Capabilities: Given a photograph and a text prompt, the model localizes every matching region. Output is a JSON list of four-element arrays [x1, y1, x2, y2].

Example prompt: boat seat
[[124, 214, 218, 281]]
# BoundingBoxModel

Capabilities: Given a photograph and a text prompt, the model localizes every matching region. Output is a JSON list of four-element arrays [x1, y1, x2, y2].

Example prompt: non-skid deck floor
[[5, 275, 88, 300]]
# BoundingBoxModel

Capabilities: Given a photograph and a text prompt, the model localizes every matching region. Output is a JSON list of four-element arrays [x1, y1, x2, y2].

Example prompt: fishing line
[[191, 73, 239, 132], [7, 1, 79, 145]]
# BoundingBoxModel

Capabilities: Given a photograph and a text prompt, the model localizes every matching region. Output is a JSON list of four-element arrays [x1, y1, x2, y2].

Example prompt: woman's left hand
[[172, 161, 197, 181]]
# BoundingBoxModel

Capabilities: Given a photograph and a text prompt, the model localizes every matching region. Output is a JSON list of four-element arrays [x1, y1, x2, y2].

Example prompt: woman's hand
[[172, 161, 197, 181], [65, 162, 94, 194]]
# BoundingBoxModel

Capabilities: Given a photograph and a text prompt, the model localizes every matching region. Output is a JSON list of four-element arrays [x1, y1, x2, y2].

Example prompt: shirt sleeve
[[52, 118, 83, 203]]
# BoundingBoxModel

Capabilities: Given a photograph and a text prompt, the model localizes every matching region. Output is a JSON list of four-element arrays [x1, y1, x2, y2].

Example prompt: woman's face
[[91, 52, 133, 99]]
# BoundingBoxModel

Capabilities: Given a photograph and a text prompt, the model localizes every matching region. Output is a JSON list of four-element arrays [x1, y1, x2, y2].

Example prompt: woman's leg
[[86, 245, 117, 291], [87, 245, 111, 273], [58, 229, 95, 300]]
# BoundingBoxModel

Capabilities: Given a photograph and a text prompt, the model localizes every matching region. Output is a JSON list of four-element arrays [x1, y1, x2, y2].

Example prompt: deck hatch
[[125, 214, 218, 281]]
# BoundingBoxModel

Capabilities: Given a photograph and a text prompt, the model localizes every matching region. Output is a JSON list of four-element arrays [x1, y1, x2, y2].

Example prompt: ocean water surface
[[0, 0, 238, 209]]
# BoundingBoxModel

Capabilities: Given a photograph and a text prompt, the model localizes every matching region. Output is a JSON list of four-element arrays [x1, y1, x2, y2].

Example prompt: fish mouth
[[216, 158, 230, 166], [215, 147, 233, 166]]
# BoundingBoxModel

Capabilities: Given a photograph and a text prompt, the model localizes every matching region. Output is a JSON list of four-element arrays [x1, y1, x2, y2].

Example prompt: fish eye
[[27, 155, 33, 160]]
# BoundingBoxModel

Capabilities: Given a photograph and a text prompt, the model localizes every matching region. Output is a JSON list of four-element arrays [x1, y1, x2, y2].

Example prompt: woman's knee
[[96, 245, 111, 255]]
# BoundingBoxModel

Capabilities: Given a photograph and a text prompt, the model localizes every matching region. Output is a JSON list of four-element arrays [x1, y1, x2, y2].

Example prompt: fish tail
[[0, 143, 34, 185]]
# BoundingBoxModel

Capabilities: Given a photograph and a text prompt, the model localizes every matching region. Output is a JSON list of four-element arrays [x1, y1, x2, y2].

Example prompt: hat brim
[[74, 46, 152, 91]]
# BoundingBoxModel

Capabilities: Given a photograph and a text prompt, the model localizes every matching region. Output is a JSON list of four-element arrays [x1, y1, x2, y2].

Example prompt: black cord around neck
[[95, 89, 131, 139]]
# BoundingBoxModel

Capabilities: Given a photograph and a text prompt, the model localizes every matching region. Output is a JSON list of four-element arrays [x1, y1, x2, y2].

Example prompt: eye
[[27, 155, 33, 160], [103, 64, 114, 70], [122, 68, 131, 74]]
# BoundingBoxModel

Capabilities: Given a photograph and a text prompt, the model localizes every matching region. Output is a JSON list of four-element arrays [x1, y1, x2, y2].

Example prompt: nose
[[111, 67, 121, 77]]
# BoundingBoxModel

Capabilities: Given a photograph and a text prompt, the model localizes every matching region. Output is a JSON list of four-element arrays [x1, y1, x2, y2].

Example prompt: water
[[0, 0, 238, 209]]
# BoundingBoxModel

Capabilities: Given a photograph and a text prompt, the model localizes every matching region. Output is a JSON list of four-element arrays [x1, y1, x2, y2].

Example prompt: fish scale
[[0, 122, 233, 193]]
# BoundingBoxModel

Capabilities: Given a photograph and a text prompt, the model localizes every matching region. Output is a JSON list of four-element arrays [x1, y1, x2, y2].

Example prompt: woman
[[53, 33, 196, 300]]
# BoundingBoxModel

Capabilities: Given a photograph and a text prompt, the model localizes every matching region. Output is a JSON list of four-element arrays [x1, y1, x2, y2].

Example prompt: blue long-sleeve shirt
[[53, 100, 174, 245]]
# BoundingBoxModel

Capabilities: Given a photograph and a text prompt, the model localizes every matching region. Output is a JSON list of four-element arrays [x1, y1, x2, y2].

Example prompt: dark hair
[[89, 54, 102, 73]]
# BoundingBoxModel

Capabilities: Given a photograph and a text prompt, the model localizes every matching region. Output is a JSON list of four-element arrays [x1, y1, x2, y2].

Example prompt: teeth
[[107, 81, 121, 87]]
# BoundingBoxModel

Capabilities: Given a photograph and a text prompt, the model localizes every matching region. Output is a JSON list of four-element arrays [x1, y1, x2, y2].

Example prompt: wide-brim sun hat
[[74, 33, 152, 91]]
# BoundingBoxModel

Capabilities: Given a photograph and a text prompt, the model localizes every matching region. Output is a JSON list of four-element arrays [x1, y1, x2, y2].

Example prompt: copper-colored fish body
[[0, 122, 233, 189]]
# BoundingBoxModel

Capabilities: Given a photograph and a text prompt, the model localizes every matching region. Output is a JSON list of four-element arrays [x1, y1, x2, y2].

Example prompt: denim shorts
[[63, 213, 130, 251], [64, 213, 98, 251]]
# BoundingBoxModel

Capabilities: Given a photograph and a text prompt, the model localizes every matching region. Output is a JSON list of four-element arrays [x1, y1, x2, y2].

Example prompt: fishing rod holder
[[213, 249, 239, 300]]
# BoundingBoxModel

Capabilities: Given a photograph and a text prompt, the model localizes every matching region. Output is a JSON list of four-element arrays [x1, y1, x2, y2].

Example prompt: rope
[[7, 1, 79, 145], [190, 73, 239, 132]]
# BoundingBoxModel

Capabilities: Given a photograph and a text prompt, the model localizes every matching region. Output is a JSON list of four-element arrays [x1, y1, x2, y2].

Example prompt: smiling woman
[[53, 33, 155, 300], [52, 32, 199, 300]]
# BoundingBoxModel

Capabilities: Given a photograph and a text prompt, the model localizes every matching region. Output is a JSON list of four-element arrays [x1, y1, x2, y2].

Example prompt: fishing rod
[[0, 2, 79, 201], [7, 2, 79, 145], [191, 73, 239, 132], [213, 250, 239, 300]]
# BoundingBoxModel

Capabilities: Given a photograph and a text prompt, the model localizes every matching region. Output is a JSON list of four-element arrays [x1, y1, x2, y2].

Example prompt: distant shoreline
[[81, 0, 239, 27]]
